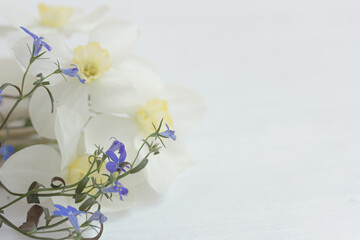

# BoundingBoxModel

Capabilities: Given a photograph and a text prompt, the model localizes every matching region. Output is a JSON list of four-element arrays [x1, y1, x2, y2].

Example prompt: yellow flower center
[[67, 155, 107, 193], [136, 99, 174, 133], [38, 4, 73, 28], [73, 42, 112, 83]]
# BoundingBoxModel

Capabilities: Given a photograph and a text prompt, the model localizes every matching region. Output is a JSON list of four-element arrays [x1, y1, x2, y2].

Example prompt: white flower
[[0, 105, 136, 213], [0, 1, 110, 36], [11, 18, 163, 140], [84, 85, 206, 193]]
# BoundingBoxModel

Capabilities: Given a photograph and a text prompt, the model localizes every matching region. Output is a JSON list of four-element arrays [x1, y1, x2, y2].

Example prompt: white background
[[2, 0, 360, 239]]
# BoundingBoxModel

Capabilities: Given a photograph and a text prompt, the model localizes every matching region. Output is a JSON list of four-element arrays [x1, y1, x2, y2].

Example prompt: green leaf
[[130, 158, 149, 174], [76, 176, 89, 195], [79, 198, 96, 212], [27, 181, 40, 204], [41, 207, 51, 226], [74, 193, 87, 203]]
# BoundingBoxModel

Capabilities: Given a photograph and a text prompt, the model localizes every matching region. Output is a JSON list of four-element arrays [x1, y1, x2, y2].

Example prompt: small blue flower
[[159, 124, 176, 141], [60, 64, 85, 84], [60, 64, 79, 77], [20, 26, 51, 57], [0, 89, 2, 101], [105, 139, 127, 174], [0, 144, 15, 161], [88, 210, 107, 224], [102, 181, 128, 200], [53, 205, 85, 232], [76, 75, 86, 84]]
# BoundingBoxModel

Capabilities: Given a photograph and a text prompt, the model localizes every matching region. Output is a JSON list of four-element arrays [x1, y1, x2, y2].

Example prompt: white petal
[[0, 145, 61, 193], [0, 0, 37, 28], [29, 79, 89, 139], [84, 114, 145, 185], [66, 5, 110, 33], [89, 17, 140, 62], [89, 55, 164, 115], [138, 136, 194, 193], [55, 105, 87, 170], [11, 33, 73, 77], [0, 58, 34, 120], [160, 85, 206, 135], [84, 114, 138, 154]]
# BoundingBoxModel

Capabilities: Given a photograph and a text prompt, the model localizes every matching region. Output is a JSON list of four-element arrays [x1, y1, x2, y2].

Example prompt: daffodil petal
[[0, 0, 37, 29], [89, 55, 164, 115], [66, 5, 110, 33], [160, 85, 206, 135], [55, 105, 87, 170], [84, 114, 146, 185], [136, 135, 194, 193], [89, 17, 140, 62], [29, 79, 89, 139], [0, 145, 61, 193]]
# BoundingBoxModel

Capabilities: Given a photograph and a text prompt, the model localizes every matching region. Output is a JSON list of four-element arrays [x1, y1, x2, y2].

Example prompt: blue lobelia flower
[[20, 26, 51, 57], [0, 144, 15, 161], [159, 124, 177, 141], [105, 139, 128, 174], [60, 64, 86, 84], [53, 205, 86, 232], [88, 210, 107, 224], [102, 181, 128, 200], [60, 64, 79, 77], [0, 89, 2, 101]]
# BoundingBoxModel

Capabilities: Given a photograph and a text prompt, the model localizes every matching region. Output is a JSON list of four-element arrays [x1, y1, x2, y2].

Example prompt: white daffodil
[[0, 105, 137, 213], [11, 18, 163, 140], [84, 85, 206, 193], [0, 1, 110, 36]]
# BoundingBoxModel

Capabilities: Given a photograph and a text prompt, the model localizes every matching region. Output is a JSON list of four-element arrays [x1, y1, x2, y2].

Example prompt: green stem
[[0, 214, 69, 240], [37, 218, 68, 230], [131, 135, 151, 167], [20, 62, 32, 97]]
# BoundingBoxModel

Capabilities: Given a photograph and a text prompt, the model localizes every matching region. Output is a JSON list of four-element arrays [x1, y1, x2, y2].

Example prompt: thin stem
[[0, 214, 69, 240], [0, 98, 22, 130], [33, 227, 72, 234], [20, 61, 32, 96], [131, 135, 151, 167], [37, 218, 68, 230]]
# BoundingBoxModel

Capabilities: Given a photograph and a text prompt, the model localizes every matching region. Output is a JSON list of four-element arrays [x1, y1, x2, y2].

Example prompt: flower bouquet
[[0, 2, 205, 239]]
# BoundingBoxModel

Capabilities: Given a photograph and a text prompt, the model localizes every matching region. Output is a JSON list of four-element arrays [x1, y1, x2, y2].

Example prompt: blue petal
[[67, 214, 80, 232], [106, 150, 119, 163], [105, 161, 117, 174], [41, 40, 52, 51], [76, 74, 86, 84], [20, 26, 38, 40], [118, 149, 127, 163], [102, 186, 118, 194]]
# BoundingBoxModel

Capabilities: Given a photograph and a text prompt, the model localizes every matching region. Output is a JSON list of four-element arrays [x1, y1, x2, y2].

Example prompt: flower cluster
[[0, 2, 205, 239]]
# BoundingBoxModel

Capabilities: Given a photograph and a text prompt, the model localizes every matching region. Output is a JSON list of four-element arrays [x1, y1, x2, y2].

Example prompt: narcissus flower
[[84, 85, 206, 193], [0, 1, 110, 35]]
